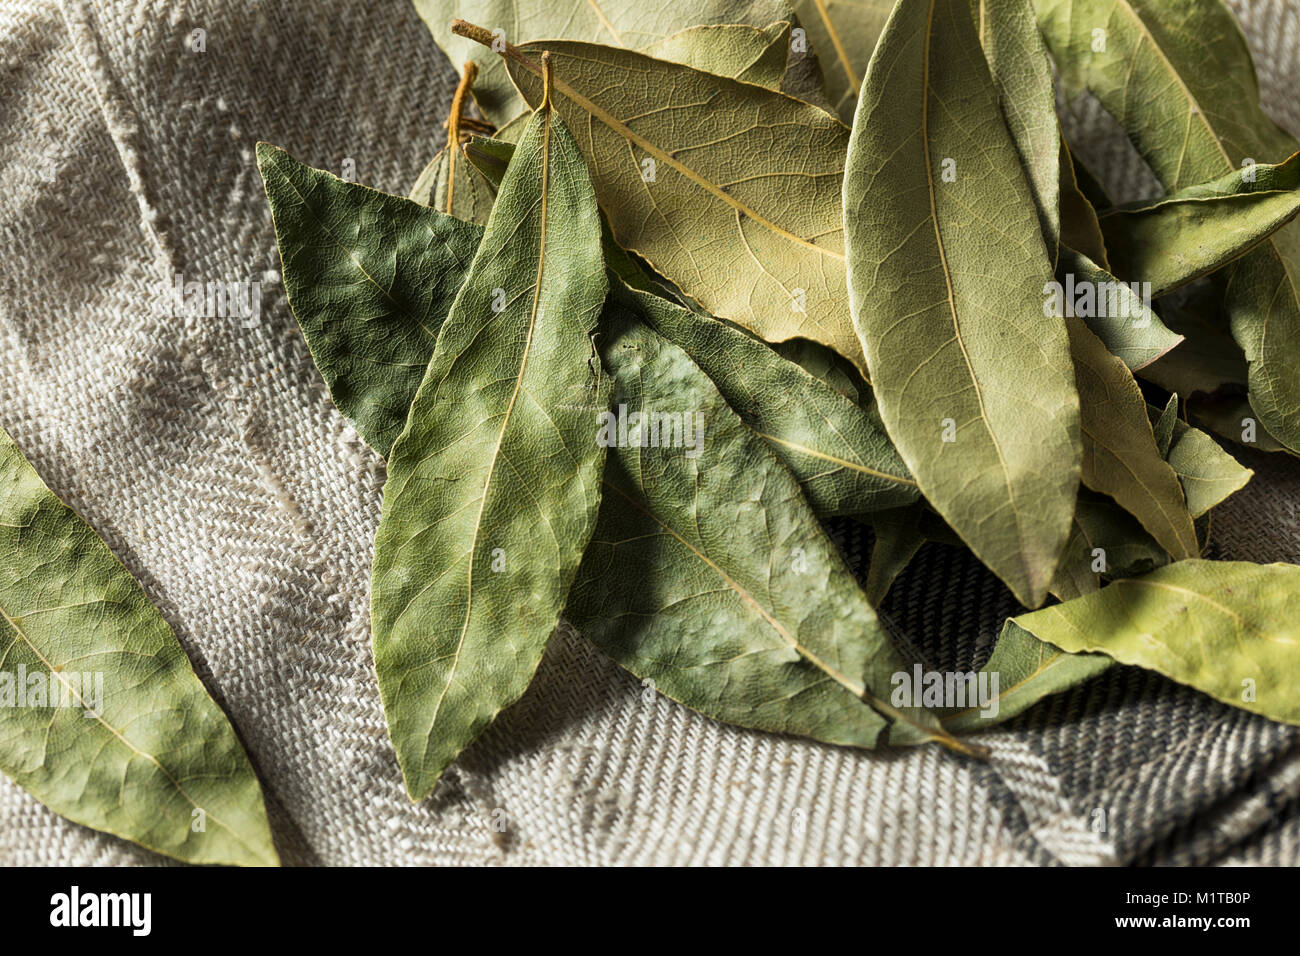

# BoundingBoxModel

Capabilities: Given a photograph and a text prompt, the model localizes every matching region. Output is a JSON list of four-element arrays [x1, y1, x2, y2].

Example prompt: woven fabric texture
[[0, 0, 1297, 866]]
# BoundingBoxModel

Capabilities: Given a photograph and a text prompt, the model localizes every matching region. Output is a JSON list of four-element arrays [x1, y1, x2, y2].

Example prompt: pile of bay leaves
[[10, 0, 1300, 870], [257, 0, 1300, 802]]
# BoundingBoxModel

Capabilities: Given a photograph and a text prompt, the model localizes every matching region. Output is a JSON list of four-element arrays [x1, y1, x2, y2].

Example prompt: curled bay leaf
[[258, 142, 481, 456], [1050, 494, 1169, 600], [1137, 283, 1248, 398], [1100, 152, 1300, 297], [1067, 316, 1198, 560], [1034, 0, 1300, 453], [628, 285, 919, 517], [1059, 135, 1110, 268], [0, 428, 277, 866], [454, 20, 865, 371], [1150, 408, 1254, 518], [1053, 246, 1183, 372], [567, 298, 979, 755], [1151, 394, 1178, 458], [845, 0, 1080, 608], [864, 505, 926, 607], [372, 94, 610, 800], [1010, 560, 1300, 727]]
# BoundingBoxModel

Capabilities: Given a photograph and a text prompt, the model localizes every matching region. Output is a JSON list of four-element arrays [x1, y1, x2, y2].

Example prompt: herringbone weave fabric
[[0, 0, 1296, 866]]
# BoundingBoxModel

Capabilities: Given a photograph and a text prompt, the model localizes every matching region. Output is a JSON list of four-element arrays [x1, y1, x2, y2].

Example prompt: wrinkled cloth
[[0, 0, 1297, 866]]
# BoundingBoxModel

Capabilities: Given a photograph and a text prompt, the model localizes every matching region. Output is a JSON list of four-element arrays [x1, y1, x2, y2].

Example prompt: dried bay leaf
[[791, 0, 893, 121], [1137, 284, 1248, 398], [1147, 406, 1254, 518], [410, 147, 495, 223], [938, 622, 1111, 734], [641, 20, 791, 89], [258, 142, 481, 456], [1059, 136, 1110, 268], [1034, 0, 1300, 453], [567, 297, 981, 755], [410, 62, 497, 224], [1010, 560, 1300, 727], [1099, 152, 1300, 298], [1185, 392, 1295, 456], [629, 285, 919, 517], [1050, 494, 1168, 600], [416, 0, 797, 125], [0, 428, 277, 866], [453, 21, 865, 372], [1053, 246, 1182, 372], [978, 0, 1060, 264], [845, 0, 1080, 609], [1067, 316, 1198, 560], [1151, 394, 1178, 458], [864, 505, 926, 607], [371, 85, 610, 800], [262, 144, 914, 525]]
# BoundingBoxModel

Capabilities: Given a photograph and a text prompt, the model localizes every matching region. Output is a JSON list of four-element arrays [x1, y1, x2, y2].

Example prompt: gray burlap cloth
[[1, 0, 1297, 866]]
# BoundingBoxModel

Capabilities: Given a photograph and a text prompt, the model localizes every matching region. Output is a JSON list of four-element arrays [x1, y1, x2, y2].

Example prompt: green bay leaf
[[864, 505, 926, 607], [257, 142, 481, 456], [1011, 560, 1300, 727], [791, 0, 893, 121], [938, 622, 1111, 734], [641, 20, 791, 89], [978, 0, 1060, 264], [568, 297, 979, 755], [410, 146, 496, 224], [372, 99, 610, 800], [1151, 408, 1254, 518], [628, 286, 918, 517], [1099, 152, 1300, 298], [0, 428, 277, 866], [1050, 494, 1168, 600], [1054, 246, 1183, 372], [845, 0, 1081, 608], [1059, 135, 1110, 268], [410, 61, 497, 224]]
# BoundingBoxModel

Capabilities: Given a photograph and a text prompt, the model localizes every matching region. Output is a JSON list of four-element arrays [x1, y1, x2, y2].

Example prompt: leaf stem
[[452, 19, 541, 74], [541, 51, 553, 111], [444, 60, 478, 215]]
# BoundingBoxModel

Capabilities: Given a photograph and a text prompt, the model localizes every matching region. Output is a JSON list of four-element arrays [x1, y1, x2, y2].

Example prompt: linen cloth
[[0, 0, 1297, 866]]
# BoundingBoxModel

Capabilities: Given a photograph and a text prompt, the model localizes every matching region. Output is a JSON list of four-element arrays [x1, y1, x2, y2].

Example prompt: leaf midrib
[[812, 0, 860, 96], [418, 110, 554, 774], [754, 430, 917, 485]]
